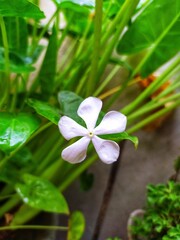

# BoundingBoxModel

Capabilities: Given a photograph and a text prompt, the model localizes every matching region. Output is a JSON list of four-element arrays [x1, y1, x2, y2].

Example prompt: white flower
[[58, 97, 127, 164]]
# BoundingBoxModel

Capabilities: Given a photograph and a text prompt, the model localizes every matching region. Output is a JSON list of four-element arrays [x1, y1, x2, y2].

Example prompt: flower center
[[88, 131, 94, 138]]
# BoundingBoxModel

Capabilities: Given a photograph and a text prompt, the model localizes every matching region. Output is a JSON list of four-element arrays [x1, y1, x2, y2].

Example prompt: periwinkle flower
[[58, 97, 127, 164]]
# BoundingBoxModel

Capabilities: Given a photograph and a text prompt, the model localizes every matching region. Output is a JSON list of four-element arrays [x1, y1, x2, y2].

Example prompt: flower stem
[[0, 225, 68, 231], [128, 92, 180, 122], [127, 99, 180, 134], [87, 0, 103, 96], [0, 16, 10, 107], [97, 0, 140, 80], [122, 56, 180, 115]]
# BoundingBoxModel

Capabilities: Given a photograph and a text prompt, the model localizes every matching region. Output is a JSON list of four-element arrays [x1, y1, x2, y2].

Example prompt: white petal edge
[[61, 137, 91, 164], [58, 116, 88, 140], [92, 136, 120, 164], [77, 97, 102, 131], [94, 111, 127, 135]]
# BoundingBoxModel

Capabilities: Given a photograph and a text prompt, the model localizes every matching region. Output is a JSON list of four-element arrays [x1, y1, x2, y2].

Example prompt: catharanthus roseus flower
[[58, 97, 127, 164]]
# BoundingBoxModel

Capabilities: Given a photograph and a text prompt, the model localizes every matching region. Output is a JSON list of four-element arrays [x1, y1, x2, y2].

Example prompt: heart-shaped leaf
[[27, 98, 61, 124], [0, 112, 40, 153], [0, 17, 28, 55], [117, 0, 180, 76], [0, 0, 45, 19], [16, 174, 69, 214]]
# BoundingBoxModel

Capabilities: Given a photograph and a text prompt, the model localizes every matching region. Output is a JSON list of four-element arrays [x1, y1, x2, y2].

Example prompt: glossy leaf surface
[[0, 113, 40, 153], [16, 174, 69, 214]]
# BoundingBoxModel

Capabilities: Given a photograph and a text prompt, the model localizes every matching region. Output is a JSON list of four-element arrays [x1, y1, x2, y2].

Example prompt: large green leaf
[[0, 112, 40, 153], [16, 174, 69, 214], [39, 26, 58, 98], [53, 0, 94, 36], [68, 211, 85, 240], [117, 0, 180, 76], [0, 0, 45, 19], [27, 98, 61, 124], [0, 17, 28, 55]]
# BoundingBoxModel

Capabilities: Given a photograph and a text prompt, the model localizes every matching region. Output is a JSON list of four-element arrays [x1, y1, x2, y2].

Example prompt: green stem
[[10, 75, 19, 112], [0, 16, 10, 107], [59, 155, 97, 192], [36, 139, 63, 173], [122, 56, 180, 115], [0, 17, 10, 73], [97, 0, 140, 82], [153, 77, 180, 101], [127, 99, 180, 134], [31, 9, 59, 54], [87, 0, 103, 96], [94, 65, 120, 96], [0, 225, 68, 231], [0, 195, 20, 218], [128, 92, 180, 121]]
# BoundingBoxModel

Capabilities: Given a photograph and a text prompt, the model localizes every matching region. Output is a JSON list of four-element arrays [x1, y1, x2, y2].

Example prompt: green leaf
[[16, 174, 69, 214], [100, 131, 138, 148], [0, 112, 40, 153], [12, 146, 34, 169], [53, 0, 94, 36], [0, 0, 45, 19], [27, 98, 61, 124], [68, 211, 85, 240], [54, 0, 95, 12], [117, 0, 180, 76], [39, 26, 58, 98], [103, 0, 125, 18], [0, 47, 35, 73], [0, 17, 28, 55], [58, 91, 85, 126], [0, 161, 20, 184]]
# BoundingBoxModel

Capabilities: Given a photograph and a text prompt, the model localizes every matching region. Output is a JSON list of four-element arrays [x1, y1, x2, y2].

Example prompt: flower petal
[[61, 137, 91, 163], [94, 111, 127, 135], [77, 97, 102, 131], [92, 136, 120, 164], [58, 116, 88, 140]]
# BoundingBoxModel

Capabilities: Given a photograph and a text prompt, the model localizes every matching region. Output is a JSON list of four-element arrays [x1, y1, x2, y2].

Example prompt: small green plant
[[130, 181, 180, 240]]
